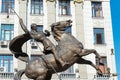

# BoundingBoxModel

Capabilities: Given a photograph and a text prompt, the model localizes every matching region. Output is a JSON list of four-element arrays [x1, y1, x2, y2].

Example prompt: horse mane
[[50, 20, 72, 41]]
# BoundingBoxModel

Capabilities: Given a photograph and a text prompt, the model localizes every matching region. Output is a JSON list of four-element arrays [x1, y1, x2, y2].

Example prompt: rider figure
[[19, 18, 57, 55], [19, 18, 66, 67]]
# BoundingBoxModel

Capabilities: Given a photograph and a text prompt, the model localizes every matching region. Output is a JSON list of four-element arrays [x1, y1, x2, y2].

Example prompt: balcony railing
[[94, 74, 110, 80], [0, 73, 77, 80], [0, 72, 14, 79], [59, 73, 77, 80]]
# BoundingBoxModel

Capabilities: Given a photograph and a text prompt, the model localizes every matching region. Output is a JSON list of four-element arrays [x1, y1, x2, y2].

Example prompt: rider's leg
[[76, 58, 102, 74], [42, 39, 68, 67]]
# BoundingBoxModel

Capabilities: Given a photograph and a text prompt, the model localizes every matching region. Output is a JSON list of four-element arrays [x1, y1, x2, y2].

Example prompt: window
[[0, 55, 13, 72], [65, 26, 72, 34], [0, 24, 14, 41], [36, 25, 43, 32], [59, 0, 71, 15], [1, 0, 14, 13], [31, 0, 43, 15], [96, 57, 108, 74], [94, 28, 105, 44], [91, 2, 103, 17]]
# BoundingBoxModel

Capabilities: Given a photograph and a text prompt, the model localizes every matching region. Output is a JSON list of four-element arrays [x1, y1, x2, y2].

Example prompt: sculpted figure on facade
[[9, 18, 103, 80]]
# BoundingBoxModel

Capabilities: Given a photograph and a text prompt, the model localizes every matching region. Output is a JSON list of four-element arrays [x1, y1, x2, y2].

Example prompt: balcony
[[0, 72, 14, 79], [0, 72, 31, 80], [0, 73, 78, 80], [94, 74, 110, 80], [59, 73, 77, 80]]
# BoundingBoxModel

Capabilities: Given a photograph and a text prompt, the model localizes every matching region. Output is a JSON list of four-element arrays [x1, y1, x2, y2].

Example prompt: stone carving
[[46, 0, 56, 2], [9, 18, 102, 80], [74, 0, 83, 4]]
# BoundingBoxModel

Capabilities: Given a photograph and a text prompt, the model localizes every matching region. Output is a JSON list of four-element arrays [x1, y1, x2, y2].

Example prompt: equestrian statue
[[9, 18, 103, 80]]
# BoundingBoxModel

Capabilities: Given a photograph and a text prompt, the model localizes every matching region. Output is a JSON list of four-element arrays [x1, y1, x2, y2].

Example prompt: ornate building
[[0, 0, 117, 80]]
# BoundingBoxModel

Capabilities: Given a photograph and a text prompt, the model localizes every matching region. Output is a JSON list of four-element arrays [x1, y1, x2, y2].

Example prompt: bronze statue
[[9, 18, 57, 62], [9, 19, 103, 80]]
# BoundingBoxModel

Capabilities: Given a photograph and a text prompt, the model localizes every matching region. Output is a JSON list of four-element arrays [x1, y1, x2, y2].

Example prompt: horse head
[[51, 20, 72, 41], [51, 19, 72, 28]]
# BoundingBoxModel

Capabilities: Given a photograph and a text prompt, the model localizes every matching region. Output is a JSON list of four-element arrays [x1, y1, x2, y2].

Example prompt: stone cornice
[[74, 0, 84, 4], [46, 0, 56, 2]]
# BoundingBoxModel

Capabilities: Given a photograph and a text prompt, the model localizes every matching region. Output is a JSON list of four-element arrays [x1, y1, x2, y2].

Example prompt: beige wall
[[0, 0, 117, 80]]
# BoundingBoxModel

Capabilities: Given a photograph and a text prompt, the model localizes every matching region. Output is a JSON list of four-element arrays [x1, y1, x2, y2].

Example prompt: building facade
[[0, 0, 117, 80]]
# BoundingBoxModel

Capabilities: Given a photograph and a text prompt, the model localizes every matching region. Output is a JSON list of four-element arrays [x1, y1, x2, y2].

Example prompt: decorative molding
[[46, 0, 56, 2], [18, 0, 29, 4], [18, 0, 20, 4], [74, 0, 84, 4]]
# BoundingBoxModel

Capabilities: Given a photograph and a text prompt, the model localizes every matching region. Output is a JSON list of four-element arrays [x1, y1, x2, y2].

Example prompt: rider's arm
[[19, 18, 29, 33]]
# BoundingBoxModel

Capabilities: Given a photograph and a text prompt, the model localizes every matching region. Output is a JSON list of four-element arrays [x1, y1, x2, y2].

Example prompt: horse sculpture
[[9, 20, 102, 80]]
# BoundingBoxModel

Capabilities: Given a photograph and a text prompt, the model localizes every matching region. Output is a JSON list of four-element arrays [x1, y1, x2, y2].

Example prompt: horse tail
[[14, 69, 25, 80]]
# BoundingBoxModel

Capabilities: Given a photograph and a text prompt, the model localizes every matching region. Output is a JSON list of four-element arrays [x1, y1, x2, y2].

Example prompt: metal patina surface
[[9, 18, 102, 80]]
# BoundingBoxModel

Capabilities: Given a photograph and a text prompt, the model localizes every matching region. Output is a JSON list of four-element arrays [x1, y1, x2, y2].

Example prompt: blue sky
[[110, 0, 120, 80]]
